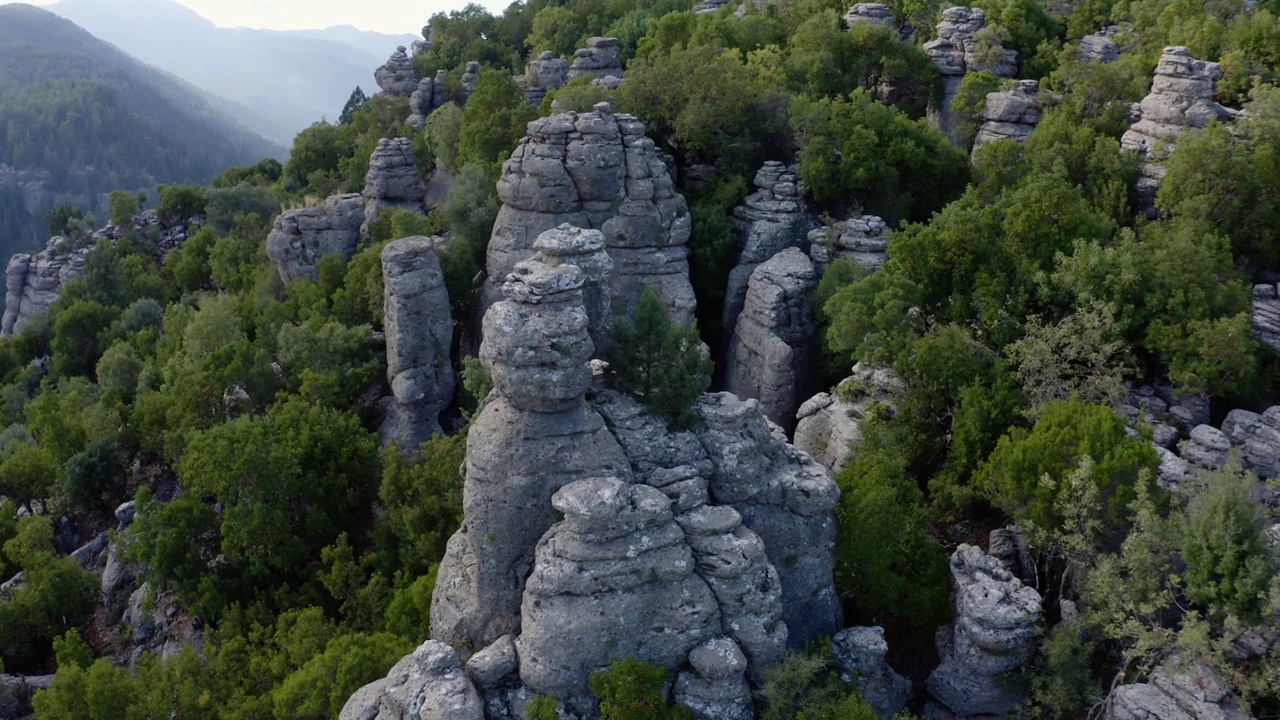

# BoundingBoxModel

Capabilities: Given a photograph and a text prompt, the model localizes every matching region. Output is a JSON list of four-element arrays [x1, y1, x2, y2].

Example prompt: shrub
[[609, 287, 713, 429]]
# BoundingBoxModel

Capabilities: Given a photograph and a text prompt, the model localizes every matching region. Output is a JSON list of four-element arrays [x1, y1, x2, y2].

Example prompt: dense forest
[[0, 5, 282, 260], [1, 0, 1279, 718]]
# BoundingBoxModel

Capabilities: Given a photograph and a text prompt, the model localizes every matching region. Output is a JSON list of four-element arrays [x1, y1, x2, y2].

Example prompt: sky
[[0, 0, 509, 34]]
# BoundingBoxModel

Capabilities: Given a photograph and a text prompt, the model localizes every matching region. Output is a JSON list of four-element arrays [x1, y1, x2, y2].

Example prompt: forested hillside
[[0, 0, 1279, 718], [0, 4, 282, 260]]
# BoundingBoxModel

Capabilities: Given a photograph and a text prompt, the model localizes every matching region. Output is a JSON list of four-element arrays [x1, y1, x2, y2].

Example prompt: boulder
[[460, 61, 482, 99], [380, 237, 454, 453], [725, 248, 819, 428], [121, 582, 203, 664], [794, 363, 903, 475], [674, 637, 754, 720], [808, 215, 891, 274], [972, 80, 1044, 156], [1182, 424, 1231, 470], [845, 3, 896, 28], [374, 46, 418, 98], [1079, 33, 1120, 63], [483, 103, 695, 326], [362, 137, 427, 235], [1, 674, 53, 720], [2, 237, 91, 335], [340, 640, 484, 720], [926, 544, 1042, 718], [523, 51, 570, 106], [1219, 407, 1280, 478], [832, 627, 912, 720], [1109, 659, 1252, 720], [567, 37, 624, 81], [265, 194, 364, 283]]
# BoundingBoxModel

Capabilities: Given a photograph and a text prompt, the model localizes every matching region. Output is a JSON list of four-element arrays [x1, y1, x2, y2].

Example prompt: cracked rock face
[[532, 224, 614, 353], [524, 51, 570, 106], [340, 641, 484, 720], [408, 71, 448, 127], [375, 46, 418, 98], [1120, 47, 1236, 218], [926, 544, 1043, 718], [380, 237, 454, 453], [924, 7, 1018, 142], [567, 37, 624, 81], [1108, 659, 1253, 720], [725, 248, 819, 429], [362, 137, 427, 236], [483, 103, 695, 326], [808, 215, 891, 274], [832, 627, 912, 720], [265, 194, 365, 284], [2, 237, 91, 335], [845, 3, 896, 28], [1079, 32, 1120, 63], [794, 363, 904, 475], [972, 80, 1043, 155]]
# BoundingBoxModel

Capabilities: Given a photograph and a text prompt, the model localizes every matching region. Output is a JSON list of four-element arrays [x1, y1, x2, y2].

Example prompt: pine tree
[[609, 286, 712, 429], [339, 86, 367, 125]]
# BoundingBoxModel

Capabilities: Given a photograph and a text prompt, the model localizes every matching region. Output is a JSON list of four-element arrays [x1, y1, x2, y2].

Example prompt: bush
[[609, 287, 713, 429], [761, 646, 879, 720], [272, 632, 412, 720], [205, 183, 280, 235], [60, 437, 127, 511], [589, 657, 694, 720]]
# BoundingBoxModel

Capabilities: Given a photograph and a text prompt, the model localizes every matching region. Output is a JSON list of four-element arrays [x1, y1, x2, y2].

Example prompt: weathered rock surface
[[460, 61, 482, 99], [375, 46, 418, 98], [972, 80, 1044, 155], [845, 3, 896, 28], [121, 583, 203, 665], [808, 215, 891, 273], [362, 137, 427, 236], [722, 162, 816, 338], [1251, 282, 1280, 354], [380, 237, 454, 453], [1121, 47, 1235, 218], [567, 37, 624, 82], [532, 224, 614, 353], [925, 7, 1018, 142], [674, 637, 754, 720], [523, 51, 570, 106], [1183, 424, 1232, 470], [794, 363, 903, 475], [340, 640, 484, 720], [832, 626, 912, 720], [926, 544, 1043, 718], [1108, 659, 1253, 720], [725, 248, 819, 428], [266, 194, 365, 283], [1079, 32, 1120, 63], [2, 237, 91, 335], [1, 673, 53, 720], [1220, 408, 1280, 478], [483, 104, 695, 325], [408, 71, 448, 127]]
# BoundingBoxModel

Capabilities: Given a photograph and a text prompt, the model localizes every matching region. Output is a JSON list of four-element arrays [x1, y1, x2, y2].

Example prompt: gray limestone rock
[[2, 236, 92, 335], [1156, 445, 1196, 490], [926, 544, 1043, 718], [465, 635, 519, 693], [483, 103, 695, 326], [1121, 47, 1236, 218], [722, 162, 817, 338], [532, 224, 614, 353], [1182, 424, 1231, 470], [725, 248, 819, 428], [1108, 659, 1252, 720], [1, 673, 53, 720], [122, 583, 204, 665], [380, 237, 454, 453], [408, 72, 448, 127], [266, 194, 365, 284], [832, 626, 912, 720], [363, 138, 427, 236], [340, 640, 484, 720], [808, 215, 891, 274], [567, 37, 624, 82], [375, 46, 418, 98], [924, 7, 1018, 142], [845, 3, 896, 28], [460, 62, 482, 99], [1079, 33, 1120, 63], [794, 363, 904, 475], [524, 51, 570, 106], [1219, 407, 1280, 478], [1252, 283, 1280, 354], [972, 80, 1044, 156], [674, 637, 754, 720]]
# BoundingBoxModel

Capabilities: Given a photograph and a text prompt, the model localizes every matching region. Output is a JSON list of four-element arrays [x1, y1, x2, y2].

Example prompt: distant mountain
[[48, 0, 418, 144], [0, 3, 283, 258]]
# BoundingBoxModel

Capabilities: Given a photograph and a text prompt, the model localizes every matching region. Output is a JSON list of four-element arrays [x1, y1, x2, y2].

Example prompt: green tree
[[589, 657, 695, 720], [106, 190, 139, 229], [528, 6, 590, 57], [374, 432, 466, 577], [457, 68, 538, 179], [272, 632, 412, 720], [609, 287, 713, 429], [339, 86, 368, 125], [42, 204, 86, 239], [154, 184, 208, 228], [424, 103, 463, 173], [50, 299, 120, 379]]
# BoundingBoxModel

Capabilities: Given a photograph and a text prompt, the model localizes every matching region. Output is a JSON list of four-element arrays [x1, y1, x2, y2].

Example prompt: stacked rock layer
[[265, 194, 365, 284]]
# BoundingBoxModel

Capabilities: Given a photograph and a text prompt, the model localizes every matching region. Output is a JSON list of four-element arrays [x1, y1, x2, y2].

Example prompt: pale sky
[[2, 0, 511, 34]]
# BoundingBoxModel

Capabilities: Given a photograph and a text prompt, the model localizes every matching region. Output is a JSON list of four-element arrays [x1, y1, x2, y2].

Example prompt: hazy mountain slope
[[0, 3, 283, 257], [275, 25, 419, 60], [49, 0, 399, 144]]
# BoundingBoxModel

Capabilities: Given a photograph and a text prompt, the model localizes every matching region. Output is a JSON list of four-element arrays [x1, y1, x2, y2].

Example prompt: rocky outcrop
[[832, 627, 912, 720], [794, 363, 904, 475], [1, 673, 53, 720], [722, 162, 816, 338], [341, 640, 484, 720], [925, 7, 1018, 142], [1252, 282, 1280, 354], [483, 103, 695, 326], [362, 138, 427, 236], [380, 237, 454, 453], [121, 582, 203, 665], [725, 248, 818, 428], [926, 544, 1043, 719], [408, 71, 448, 127], [2, 237, 91, 335], [972, 80, 1044, 155], [375, 46, 418, 98], [1121, 47, 1236, 218], [532, 224, 614, 353], [567, 37, 624, 82], [265, 194, 365, 283], [845, 3, 896, 27], [1108, 659, 1253, 720], [460, 61, 482, 99], [1079, 32, 1120, 63], [523, 51, 570, 106], [808, 215, 891, 273], [674, 637, 755, 720]]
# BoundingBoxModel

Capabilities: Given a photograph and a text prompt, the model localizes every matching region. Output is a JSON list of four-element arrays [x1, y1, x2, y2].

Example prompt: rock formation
[[531, 224, 614, 353], [523, 51, 570, 106], [725, 248, 819, 428], [265, 194, 365, 284], [408, 71, 448, 127], [972, 80, 1044, 155], [362, 137, 427, 236], [794, 363, 904, 475], [1079, 32, 1120, 63], [808, 215, 891, 273], [673, 637, 754, 720], [340, 640, 485, 720], [1252, 282, 1280, 354], [831, 626, 912, 720], [926, 544, 1043, 718], [482, 103, 695, 326], [460, 61, 482, 99], [567, 38, 624, 82], [722, 162, 815, 339], [845, 3, 896, 28], [1120, 47, 1236, 218], [1108, 659, 1253, 720], [375, 46, 418, 98], [380, 237, 454, 453], [924, 7, 1018, 142], [2, 236, 91, 335]]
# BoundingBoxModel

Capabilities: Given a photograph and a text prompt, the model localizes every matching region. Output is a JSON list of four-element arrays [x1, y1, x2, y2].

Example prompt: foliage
[[588, 657, 695, 720], [424, 103, 463, 173], [204, 183, 279, 235], [0, 516, 98, 669], [374, 432, 466, 578], [609, 287, 713, 429], [271, 632, 412, 720], [1004, 305, 1130, 415], [339, 86, 368, 126], [949, 71, 1002, 149], [154, 184, 208, 228], [106, 190, 139, 228], [761, 646, 879, 720], [456, 68, 538, 180]]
